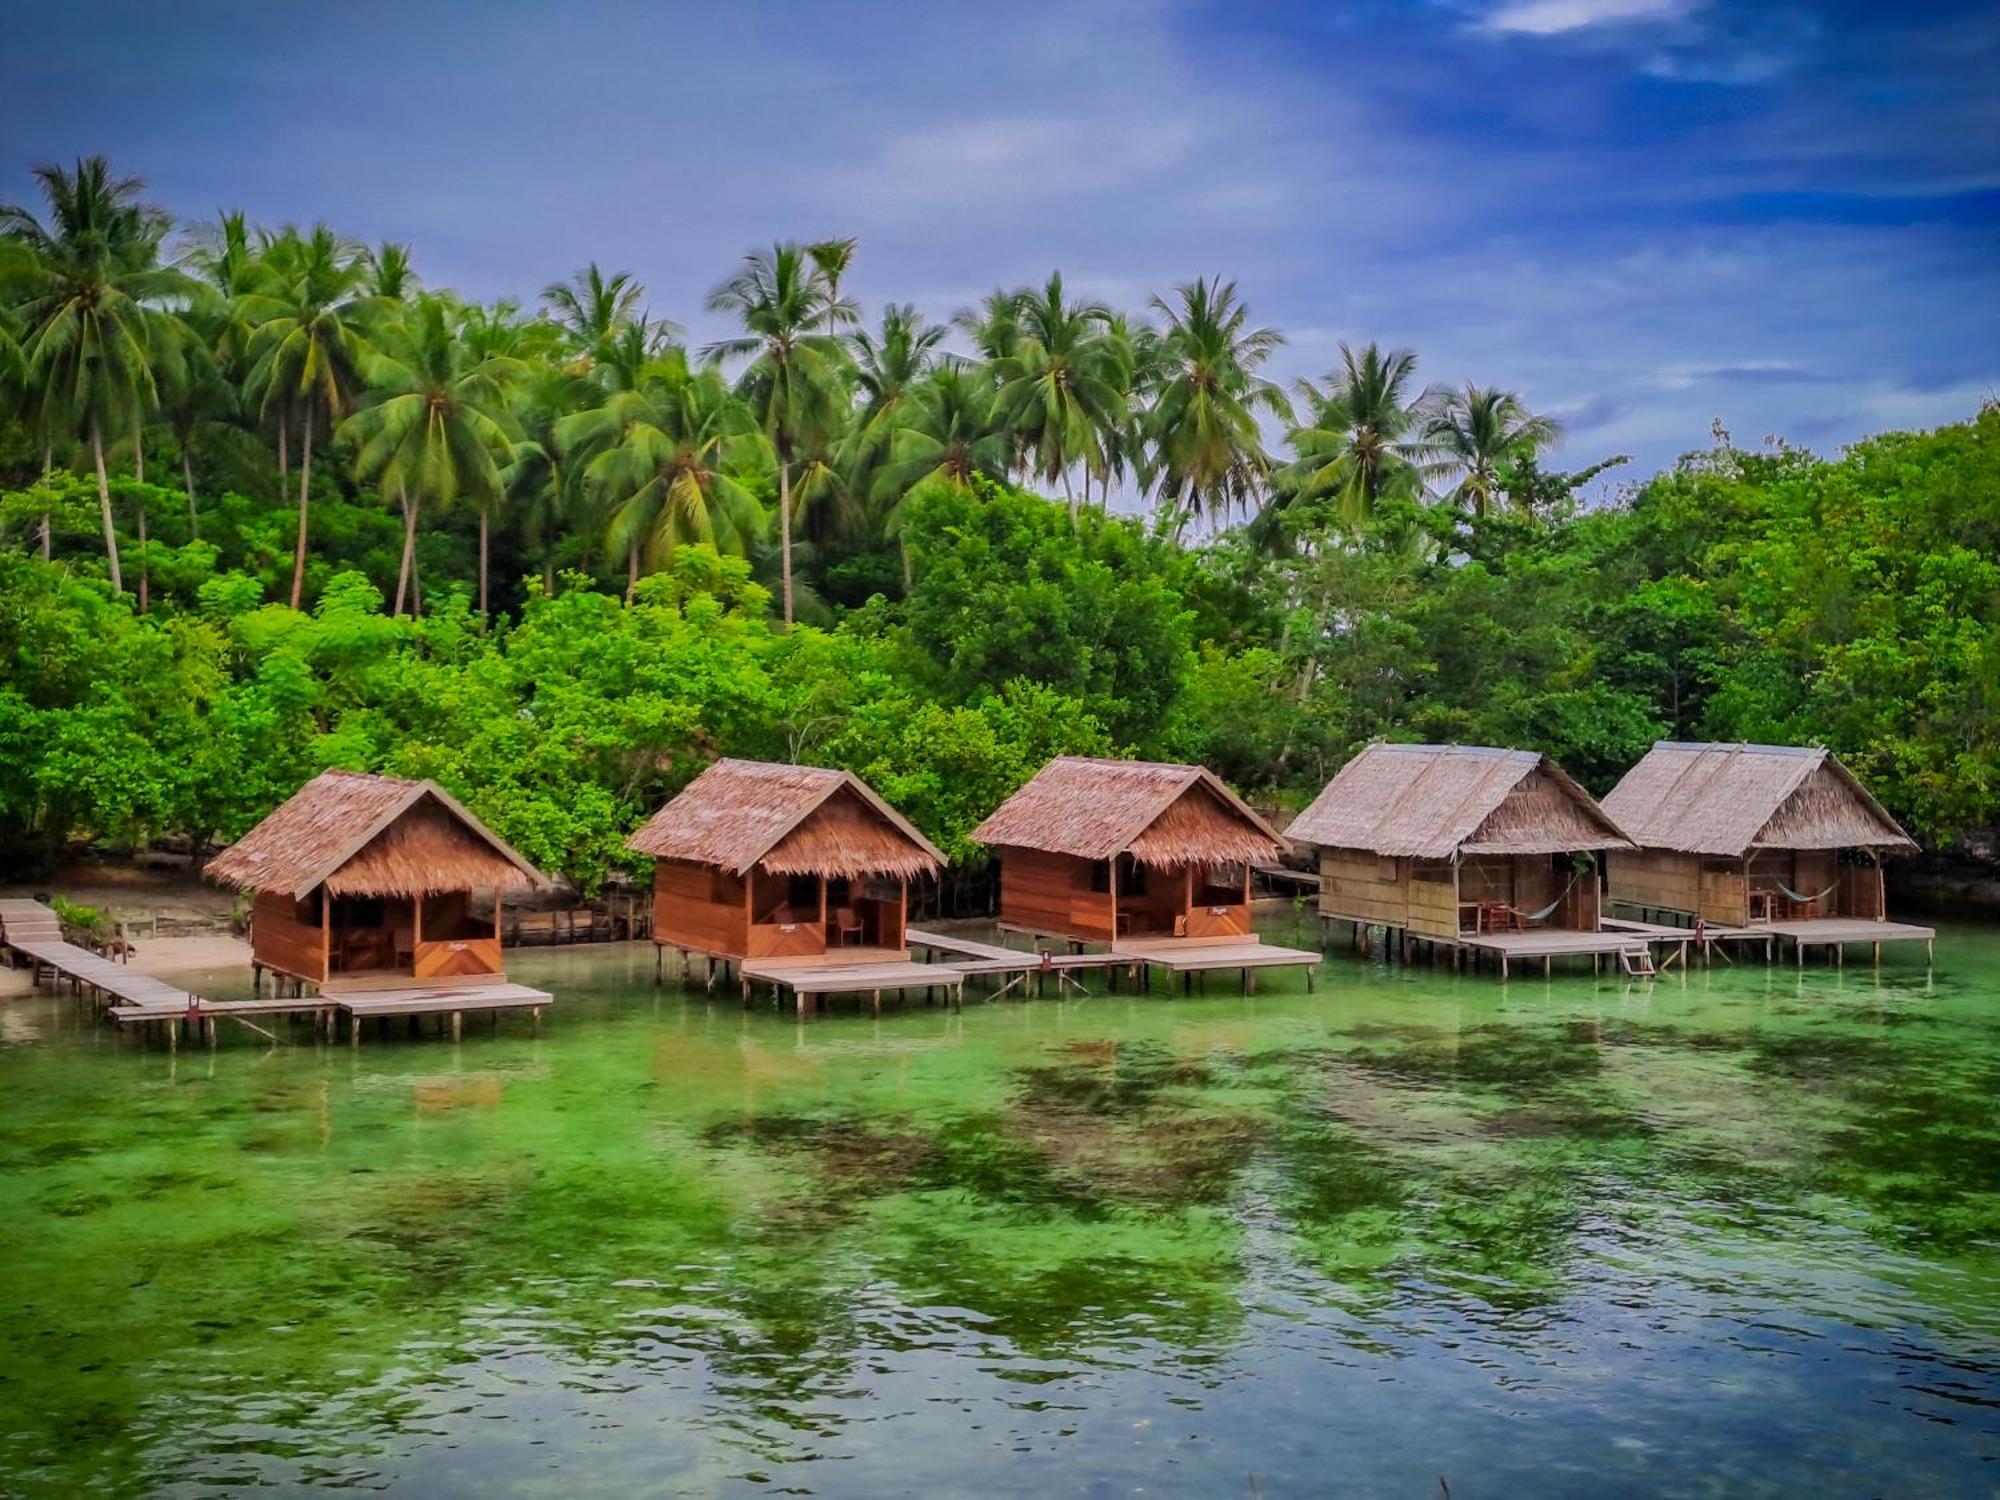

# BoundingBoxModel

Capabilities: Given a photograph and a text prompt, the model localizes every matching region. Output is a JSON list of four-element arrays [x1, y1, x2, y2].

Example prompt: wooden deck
[[740, 954, 965, 1014], [908, 928, 1125, 998], [1113, 936, 1322, 992]]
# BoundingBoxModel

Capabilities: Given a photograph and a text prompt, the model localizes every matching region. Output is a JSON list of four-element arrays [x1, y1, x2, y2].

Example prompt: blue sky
[[4, 0, 1996, 491]]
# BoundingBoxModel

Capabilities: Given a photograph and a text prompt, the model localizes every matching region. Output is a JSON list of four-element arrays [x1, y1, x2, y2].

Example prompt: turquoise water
[[0, 917, 1995, 1497]]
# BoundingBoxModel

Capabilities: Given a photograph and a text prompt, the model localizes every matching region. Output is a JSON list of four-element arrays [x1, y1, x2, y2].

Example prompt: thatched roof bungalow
[[970, 757, 1287, 943], [206, 770, 550, 989], [1286, 744, 1630, 941], [1602, 742, 1916, 925], [629, 759, 944, 963]]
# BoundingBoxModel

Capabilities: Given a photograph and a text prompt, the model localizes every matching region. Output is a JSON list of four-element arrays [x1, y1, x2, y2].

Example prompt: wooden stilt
[[451, 1010, 462, 1042]]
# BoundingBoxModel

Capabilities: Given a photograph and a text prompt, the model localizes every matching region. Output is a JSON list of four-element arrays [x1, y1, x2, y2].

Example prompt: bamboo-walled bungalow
[[1602, 742, 1919, 927], [970, 757, 1289, 944], [205, 770, 553, 994], [629, 759, 944, 968], [1287, 744, 1633, 963]]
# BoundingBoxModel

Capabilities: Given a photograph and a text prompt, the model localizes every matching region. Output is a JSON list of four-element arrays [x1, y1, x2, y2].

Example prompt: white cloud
[[1480, 0, 1686, 37]]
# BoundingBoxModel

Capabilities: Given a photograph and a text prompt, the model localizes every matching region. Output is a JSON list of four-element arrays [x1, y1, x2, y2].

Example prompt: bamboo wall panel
[[1699, 860, 1748, 924], [1608, 850, 1702, 914], [652, 858, 750, 958], [252, 891, 327, 982], [414, 937, 502, 978], [1318, 849, 1413, 927], [1405, 864, 1460, 939]]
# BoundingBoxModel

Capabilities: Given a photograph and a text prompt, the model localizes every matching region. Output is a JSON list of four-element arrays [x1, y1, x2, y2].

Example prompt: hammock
[[1776, 880, 1839, 906], [1506, 870, 1583, 923]]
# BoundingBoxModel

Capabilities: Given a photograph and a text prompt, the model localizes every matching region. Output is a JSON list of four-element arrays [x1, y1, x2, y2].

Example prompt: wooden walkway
[[909, 928, 1124, 998], [1459, 926, 1682, 979], [0, 898, 204, 1013], [4, 898, 551, 1044]]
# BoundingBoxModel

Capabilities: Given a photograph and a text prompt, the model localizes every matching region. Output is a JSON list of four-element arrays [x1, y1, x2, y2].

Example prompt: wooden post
[[412, 894, 423, 975], [321, 886, 331, 983], [451, 1010, 462, 1042]]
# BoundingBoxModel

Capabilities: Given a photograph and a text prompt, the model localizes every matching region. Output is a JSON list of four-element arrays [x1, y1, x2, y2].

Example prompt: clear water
[[1, 915, 1995, 1498]]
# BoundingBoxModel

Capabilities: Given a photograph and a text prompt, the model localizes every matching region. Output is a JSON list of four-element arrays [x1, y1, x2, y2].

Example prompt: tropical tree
[[540, 263, 644, 367], [843, 303, 944, 500], [1424, 384, 1561, 517], [556, 351, 769, 597], [991, 272, 1127, 522], [1145, 276, 1289, 532], [872, 365, 1011, 580], [807, 237, 858, 313], [339, 293, 522, 617], [705, 242, 856, 623], [503, 365, 592, 593], [0, 156, 187, 595], [238, 224, 373, 607], [1279, 341, 1433, 529]]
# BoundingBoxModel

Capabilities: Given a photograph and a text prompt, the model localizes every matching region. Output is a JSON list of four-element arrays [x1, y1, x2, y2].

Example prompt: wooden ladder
[[1619, 944, 1656, 978]]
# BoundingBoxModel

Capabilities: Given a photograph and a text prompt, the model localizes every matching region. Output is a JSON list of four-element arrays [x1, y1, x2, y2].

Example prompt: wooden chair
[[1480, 901, 1523, 934], [391, 924, 416, 968], [831, 907, 865, 946], [1748, 890, 1775, 924]]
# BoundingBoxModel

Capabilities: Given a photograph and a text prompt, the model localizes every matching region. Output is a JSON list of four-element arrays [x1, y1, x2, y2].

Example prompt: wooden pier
[[2, 898, 551, 1046]]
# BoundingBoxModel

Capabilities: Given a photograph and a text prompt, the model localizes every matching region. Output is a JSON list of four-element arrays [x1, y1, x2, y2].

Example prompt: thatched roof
[[1601, 742, 1915, 856], [205, 770, 551, 898], [626, 759, 943, 880], [969, 757, 1286, 869], [1286, 743, 1631, 859]]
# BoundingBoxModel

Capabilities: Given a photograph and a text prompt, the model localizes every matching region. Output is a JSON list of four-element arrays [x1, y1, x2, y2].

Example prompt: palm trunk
[[778, 459, 795, 624], [626, 540, 638, 603], [277, 409, 288, 483], [478, 507, 489, 627], [90, 419, 123, 596], [1061, 467, 1077, 526], [183, 450, 198, 539], [394, 486, 418, 616], [289, 411, 312, 609]]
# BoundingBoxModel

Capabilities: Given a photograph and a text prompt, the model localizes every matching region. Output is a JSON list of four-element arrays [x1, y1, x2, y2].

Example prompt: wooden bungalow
[[1287, 744, 1633, 960], [628, 759, 944, 968], [1602, 742, 1918, 927], [206, 770, 553, 994], [970, 757, 1289, 945]]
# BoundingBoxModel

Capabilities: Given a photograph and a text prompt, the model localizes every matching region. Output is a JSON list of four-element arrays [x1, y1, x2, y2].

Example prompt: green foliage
[[896, 477, 1195, 746]]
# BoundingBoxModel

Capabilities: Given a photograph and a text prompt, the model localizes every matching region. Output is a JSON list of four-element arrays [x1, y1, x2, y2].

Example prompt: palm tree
[[991, 273, 1128, 522], [540, 263, 644, 367], [1423, 384, 1561, 517], [503, 365, 593, 594], [153, 318, 238, 538], [239, 224, 372, 607], [872, 365, 1011, 581], [704, 242, 857, 624], [339, 293, 522, 617], [1145, 277, 1289, 531], [1281, 342, 1433, 528], [0, 157, 188, 596], [556, 351, 770, 598], [843, 303, 944, 499], [365, 241, 417, 302], [807, 238, 858, 314]]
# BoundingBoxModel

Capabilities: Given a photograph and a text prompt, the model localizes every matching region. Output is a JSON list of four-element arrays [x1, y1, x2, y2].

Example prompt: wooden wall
[[1837, 861, 1884, 919], [652, 857, 751, 959], [1318, 850, 1461, 939], [1608, 849, 1701, 914], [252, 890, 328, 983], [999, 848, 1114, 940], [415, 937, 502, 978]]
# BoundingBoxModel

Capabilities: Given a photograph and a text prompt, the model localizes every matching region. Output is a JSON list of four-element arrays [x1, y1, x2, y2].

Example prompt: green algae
[[0, 919, 1996, 1496]]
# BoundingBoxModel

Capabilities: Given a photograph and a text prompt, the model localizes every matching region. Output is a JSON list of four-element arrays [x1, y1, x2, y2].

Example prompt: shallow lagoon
[[1, 917, 1996, 1498]]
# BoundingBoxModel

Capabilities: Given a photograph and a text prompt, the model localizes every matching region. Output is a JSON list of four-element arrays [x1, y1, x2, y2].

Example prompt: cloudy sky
[[5, 0, 1996, 488]]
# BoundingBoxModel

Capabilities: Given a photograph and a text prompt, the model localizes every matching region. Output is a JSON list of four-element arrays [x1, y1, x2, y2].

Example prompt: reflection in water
[[0, 918, 1996, 1496]]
